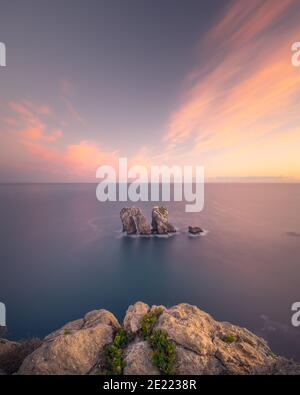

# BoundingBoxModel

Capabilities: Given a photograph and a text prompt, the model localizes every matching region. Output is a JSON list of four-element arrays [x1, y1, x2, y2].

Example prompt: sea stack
[[151, 206, 176, 234], [120, 207, 151, 235]]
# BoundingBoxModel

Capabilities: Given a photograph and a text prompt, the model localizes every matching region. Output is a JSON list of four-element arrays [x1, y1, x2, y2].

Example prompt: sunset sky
[[0, 0, 300, 182]]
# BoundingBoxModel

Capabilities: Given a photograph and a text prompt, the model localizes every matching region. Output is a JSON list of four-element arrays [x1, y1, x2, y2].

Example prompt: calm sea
[[0, 183, 300, 361]]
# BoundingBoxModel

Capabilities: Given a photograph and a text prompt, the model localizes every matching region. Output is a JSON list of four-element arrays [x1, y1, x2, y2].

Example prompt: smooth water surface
[[0, 183, 299, 361]]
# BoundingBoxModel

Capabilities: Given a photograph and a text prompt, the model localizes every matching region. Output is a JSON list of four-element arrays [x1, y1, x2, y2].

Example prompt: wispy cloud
[[60, 79, 86, 126], [164, 0, 300, 178], [1, 0, 300, 181], [10, 101, 63, 143], [6, 100, 119, 180]]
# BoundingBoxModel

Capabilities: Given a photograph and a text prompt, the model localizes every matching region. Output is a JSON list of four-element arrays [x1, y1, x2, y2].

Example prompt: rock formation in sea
[[120, 207, 151, 235], [151, 206, 176, 234], [1, 302, 299, 375], [120, 206, 176, 235], [188, 226, 204, 235]]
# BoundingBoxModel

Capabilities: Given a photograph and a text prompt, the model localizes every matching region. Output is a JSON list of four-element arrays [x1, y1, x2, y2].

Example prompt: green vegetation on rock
[[141, 307, 164, 340], [140, 308, 177, 375], [102, 307, 177, 375], [223, 334, 237, 344], [103, 328, 134, 375], [149, 329, 177, 375]]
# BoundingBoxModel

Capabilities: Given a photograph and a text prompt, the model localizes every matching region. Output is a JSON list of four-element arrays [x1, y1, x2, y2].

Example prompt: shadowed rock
[[151, 206, 176, 234], [0, 338, 42, 375], [120, 207, 151, 235]]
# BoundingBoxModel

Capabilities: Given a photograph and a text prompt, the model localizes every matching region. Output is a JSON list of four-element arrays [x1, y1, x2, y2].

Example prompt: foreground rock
[[120, 207, 151, 235], [1, 302, 297, 375], [124, 340, 160, 375], [0, 338, 19, 357], [0, 338, 41, 374], [154, 303, 297, 375], [151, 206, 176, 234], [123, 301, 149, 333], [18, 310, 119, 375], [0, 339, 19, 374], [188, 226, 204, 235]]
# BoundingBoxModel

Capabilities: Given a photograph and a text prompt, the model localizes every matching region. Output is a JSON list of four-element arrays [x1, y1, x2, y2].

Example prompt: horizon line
[[1, 181, 300, 185]]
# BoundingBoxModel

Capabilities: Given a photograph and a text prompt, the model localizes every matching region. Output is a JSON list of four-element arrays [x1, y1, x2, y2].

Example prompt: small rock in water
[[151, 206, 176, 234], [188, 226, 204, 235], [120, 207, 151, 235]]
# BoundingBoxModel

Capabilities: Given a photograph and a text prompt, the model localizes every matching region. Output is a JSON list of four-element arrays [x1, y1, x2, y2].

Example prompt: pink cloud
[[9, 101, 62, 143], [6, 100, 120, 180], [163, 0, 300, 178]]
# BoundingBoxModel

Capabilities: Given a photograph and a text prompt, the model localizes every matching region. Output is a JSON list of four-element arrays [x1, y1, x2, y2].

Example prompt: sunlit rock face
[[17, 309, 119, 375], [151, 206, 176, 234], [120, 207, 151, 235], [1, 302, 299, 375]]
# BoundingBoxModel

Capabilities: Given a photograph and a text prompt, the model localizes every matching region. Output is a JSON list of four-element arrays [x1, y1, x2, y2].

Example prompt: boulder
[[120, 207, 151, 235], [0, 339, 19, 374], [257, 356, 300, 375], [0, 338, 41, 374], [124, 302, 300, 375], [124, 302, 150, 334], [0, 338, 19, 357], [18, 309, 120, 375], [151, 206, 176, 234], [188, 226, 204, 235], [124, 340, 160, 375], [14, 302, 300, 375], [154, 303, 300, 375]]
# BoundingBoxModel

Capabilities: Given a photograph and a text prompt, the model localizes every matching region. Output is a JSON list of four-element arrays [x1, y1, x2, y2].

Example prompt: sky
[[0, 0, 300, 182]]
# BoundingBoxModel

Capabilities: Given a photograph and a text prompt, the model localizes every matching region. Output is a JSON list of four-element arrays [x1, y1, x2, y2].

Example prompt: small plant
[[63, 328, 71, 335], [104, 343, 124, 375], [113, 327, 134, 348], [149, 330, 177, 375], [140, 308, 176, 374], [223, 334, 237, 344], [141, 308, 164, 340], [103, 328, 134, 375]]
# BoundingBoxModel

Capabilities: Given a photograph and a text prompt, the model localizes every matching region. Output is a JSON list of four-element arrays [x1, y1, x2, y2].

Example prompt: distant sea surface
[[0, 183, 300, 361]]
